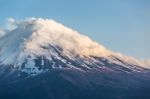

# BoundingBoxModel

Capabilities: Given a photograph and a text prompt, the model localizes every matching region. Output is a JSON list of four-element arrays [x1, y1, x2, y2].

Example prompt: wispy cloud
[[7, 18, 17, 30], [0, 18, 18, 38], [0, 28, 5, 38], [142, 59, 150, 68]]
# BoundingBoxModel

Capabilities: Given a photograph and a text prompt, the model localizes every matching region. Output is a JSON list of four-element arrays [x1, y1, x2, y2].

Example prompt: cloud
[[18, 18, 110, 57], [0, 18, 111, 65], [0, 28, 5, 38], [0, 18, 17, 38], [142, 59, 150, 68], [0, 18, 114, 59], [7, 18, 17, 30], [7, 18, 15, 25]]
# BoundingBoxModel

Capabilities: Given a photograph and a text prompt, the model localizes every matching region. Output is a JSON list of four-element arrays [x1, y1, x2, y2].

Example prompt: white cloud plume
[[7, 18, 15, 25], [141, 59, 150, 68], [7, 18, 18, 30], [0, 28, 5, 37], [20, 18, 110, 57], [0, 18, 17, 38]]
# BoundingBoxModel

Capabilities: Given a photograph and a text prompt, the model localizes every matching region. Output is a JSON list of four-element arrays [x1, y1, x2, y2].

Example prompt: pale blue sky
[[0, 0, 150, 59]]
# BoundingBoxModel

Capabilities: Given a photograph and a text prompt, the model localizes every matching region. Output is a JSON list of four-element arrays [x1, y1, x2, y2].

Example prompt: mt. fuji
[[0, 18, 150, 99]]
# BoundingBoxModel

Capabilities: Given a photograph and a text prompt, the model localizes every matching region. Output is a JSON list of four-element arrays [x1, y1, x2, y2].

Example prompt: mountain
[[0, 18, 150, 99]]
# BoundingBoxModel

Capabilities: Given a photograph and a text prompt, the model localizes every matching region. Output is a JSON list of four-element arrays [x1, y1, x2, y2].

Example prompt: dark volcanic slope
[[0, 69, 150, 99]]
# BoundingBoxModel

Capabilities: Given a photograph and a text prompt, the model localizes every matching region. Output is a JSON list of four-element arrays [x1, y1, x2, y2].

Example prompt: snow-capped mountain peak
[[0, 18, 149, 75]]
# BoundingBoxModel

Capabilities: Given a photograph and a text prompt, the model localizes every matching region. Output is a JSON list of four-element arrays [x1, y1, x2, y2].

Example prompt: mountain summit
[[0, 18, 149, 74], [0, 18, 150, 99]]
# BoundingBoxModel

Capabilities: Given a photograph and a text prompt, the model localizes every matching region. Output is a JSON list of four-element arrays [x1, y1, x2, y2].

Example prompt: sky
[[0, 0, 150, 59]]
